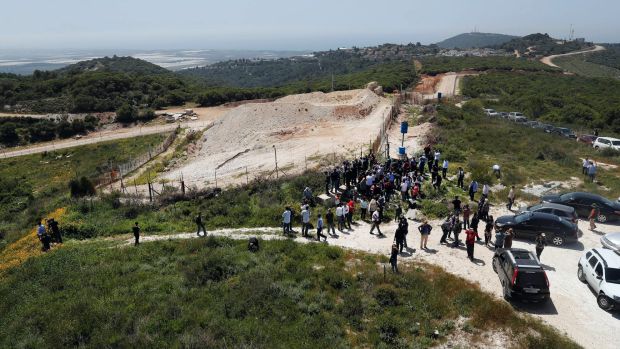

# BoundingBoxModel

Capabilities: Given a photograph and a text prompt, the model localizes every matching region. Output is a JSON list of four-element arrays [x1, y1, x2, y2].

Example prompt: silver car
[[601, 233, 620, 253]]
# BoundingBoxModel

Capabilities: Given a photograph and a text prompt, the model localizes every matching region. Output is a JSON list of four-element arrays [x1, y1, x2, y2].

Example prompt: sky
[[1, 0, 619, 51]]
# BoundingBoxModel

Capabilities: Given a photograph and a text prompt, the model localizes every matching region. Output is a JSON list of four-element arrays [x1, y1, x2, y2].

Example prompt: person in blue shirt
[[468, 180, 478, 201], [316, 214, 327, 242]]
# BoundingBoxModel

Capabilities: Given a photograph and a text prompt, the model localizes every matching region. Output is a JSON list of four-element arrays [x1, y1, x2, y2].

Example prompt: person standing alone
[[535, 233, 547, 260], [369, 209, 383, 236], [418, 220, 432, 250], [195, 212, 207, 237], [507, 186, 516, 211], [132, 222, 141, 246], [301, 205, 311, 237], [282, 207, 292, 235]]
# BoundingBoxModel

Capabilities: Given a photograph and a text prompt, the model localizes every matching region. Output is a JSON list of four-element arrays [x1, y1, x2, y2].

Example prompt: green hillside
[[57, 56, 170, 75], [436, 32, 518, 49]]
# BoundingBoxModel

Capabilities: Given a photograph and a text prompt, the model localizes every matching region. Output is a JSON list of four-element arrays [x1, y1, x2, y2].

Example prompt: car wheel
[[551, 235, 565, 246], [597, 214, 607, 223], [597, 294, 614, 311], [577, 265, 586, 283], [594, 146, 599, 150]]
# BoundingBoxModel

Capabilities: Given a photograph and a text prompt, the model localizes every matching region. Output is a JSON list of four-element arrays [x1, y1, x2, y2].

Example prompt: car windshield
[[514, 213, 530, 224], [605, 268, 620, 284]]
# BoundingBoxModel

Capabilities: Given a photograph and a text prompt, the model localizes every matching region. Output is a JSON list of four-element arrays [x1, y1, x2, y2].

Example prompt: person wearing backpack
[[369, 209, 383, 237], [440, 215, 453, 244], [195, 212, 207, 237], [389, 243, 399, 273]]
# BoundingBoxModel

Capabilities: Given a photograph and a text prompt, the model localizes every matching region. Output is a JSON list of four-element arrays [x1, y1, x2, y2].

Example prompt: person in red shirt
[[347, 199, 355, 228], [465, 228, 477, 261]]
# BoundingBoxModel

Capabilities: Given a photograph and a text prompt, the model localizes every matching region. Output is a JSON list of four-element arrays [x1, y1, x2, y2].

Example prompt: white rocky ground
[[163, 89, 393, 188]]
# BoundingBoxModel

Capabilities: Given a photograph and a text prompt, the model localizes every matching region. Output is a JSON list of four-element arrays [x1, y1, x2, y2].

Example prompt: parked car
[[494, 212, 579, 246], [533, 123, 554, 132], [593, 137, 620, 151], [524, 120, 541, 128], [499, 112, 510, 119], [492, 248, 550, 302], [577, 134, 598, 145], [577, 248, 620, 310], [484, 108, 499, 117], [541, 192, 620, 223], [601, 232, 620, 253], [520, 202, 578, 223], [508, 112, 528, 123], [553, 127, 576, 139]]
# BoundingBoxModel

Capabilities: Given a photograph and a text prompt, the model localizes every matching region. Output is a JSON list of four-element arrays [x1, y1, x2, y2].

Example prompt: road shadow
[[399, 251, 413, 257], [423, 248, 438, 254], [511, 298, 558, 315], [588, 229, 606, 236]]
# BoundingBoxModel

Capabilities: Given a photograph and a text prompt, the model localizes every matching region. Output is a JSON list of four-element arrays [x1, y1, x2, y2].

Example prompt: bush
[[68, 177, 96, 198], [374, 285, 399, 306]]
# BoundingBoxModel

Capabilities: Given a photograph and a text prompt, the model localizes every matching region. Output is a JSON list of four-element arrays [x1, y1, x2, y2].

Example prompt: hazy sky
[[1, 0, 619, 51]]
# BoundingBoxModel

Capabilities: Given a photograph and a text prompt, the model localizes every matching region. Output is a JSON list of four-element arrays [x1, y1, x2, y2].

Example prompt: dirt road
[[1, 106, 229, 159], [417, 72, 476, 100], [124, 204, 619, 349], [541, 45, 606, 68]]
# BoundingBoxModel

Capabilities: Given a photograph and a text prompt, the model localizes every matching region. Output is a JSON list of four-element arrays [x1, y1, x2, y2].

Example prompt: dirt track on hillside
[[540, 45, 606, 68]]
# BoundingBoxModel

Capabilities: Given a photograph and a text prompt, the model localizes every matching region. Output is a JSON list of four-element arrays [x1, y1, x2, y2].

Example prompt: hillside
[[57, 56, 170, 75], [496, 33, 592, 56], [179, 43, 435, 88], [436, 32, 518, 49]]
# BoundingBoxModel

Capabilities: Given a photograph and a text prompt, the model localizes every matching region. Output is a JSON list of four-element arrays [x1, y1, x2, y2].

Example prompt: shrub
[[374, 285, 399, 306], [68, 177, 96, 198]]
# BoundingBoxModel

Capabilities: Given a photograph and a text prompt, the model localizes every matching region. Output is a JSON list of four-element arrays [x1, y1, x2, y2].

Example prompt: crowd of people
[[280, 144, 524, 272]]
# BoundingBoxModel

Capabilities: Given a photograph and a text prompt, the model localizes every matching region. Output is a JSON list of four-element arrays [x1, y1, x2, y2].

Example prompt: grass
[[554, 53, 620, 79], [417, 102, 620, 212], [0, 133, 167, 249], [0, 237, 580, 348]]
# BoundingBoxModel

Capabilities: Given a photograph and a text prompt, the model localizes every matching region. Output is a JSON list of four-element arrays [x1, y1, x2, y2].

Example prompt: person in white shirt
[[282, 207, 292, 235], [442, 159, 449, 179], [369, 209, 384, 236], [335, 204, 344, 231], [301, 206, 310, 237], [434, 150, 441, 162], [366, 173, 374, 187], [507, 186, 516, 211], [582, 158, 589, 175], [482, 184, 490, 198], [343, 204, 351, 230], [316, 214, 327, 242], [492, 164, 501, 178], [400, 180, 409, 201]]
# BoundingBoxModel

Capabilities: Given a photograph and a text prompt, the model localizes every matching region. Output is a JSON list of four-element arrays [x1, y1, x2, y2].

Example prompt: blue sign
[[400, 121, 408, 134], [398, 147, 406, 155]]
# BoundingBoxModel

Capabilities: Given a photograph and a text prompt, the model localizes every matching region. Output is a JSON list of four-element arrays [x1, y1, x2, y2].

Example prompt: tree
[[0, 122, 19, 146], [115, 103, 137, 123], [69, 177, 96, 198]]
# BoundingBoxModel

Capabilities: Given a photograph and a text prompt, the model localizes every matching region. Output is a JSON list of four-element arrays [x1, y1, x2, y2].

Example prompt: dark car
[[521, 202, 578, 223], [553, 127, 577, 139], [541, 192, 620, 223], [492, 248, 550, 302], [495, 212, 579, 246], [577, 134, 598, 145]]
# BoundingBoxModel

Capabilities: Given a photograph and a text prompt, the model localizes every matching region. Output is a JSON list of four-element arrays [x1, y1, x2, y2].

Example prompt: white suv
[[593, 137, 620, 151], [578, 248, 620, 310]]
